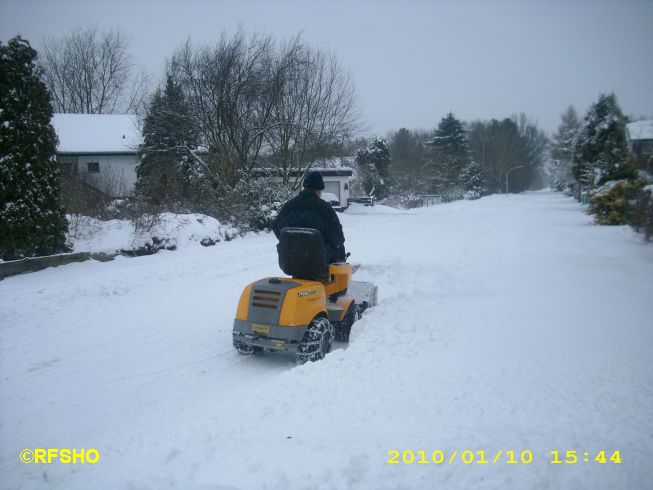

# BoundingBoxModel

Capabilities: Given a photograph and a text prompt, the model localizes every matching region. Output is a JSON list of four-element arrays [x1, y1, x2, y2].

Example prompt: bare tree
[[40, 25, 148, 114], [265, 39, 359, 188], [169, 30, 284, 189], [166, 30, 360, 191]]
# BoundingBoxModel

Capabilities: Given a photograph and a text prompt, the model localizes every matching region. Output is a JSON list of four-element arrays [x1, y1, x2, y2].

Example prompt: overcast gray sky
[[2, 0, 652, 136]]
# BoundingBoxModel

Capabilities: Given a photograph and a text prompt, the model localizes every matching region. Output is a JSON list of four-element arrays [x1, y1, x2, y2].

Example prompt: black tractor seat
[[277, 227, 329, 281]]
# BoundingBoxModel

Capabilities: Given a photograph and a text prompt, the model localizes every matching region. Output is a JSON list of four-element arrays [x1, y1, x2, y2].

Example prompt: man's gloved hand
[[336, 244, 347, 262]]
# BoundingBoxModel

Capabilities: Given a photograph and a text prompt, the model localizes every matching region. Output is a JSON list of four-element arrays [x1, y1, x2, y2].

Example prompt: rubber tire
[[234, 341, 262, 356], [296, 317, 334, 364], [334, 303, 360, 343]]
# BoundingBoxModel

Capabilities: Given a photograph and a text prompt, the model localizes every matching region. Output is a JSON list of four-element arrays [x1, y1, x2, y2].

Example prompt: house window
[[87, 162, 100, 173], [642, 140, 653, 156], [324, 181, 340, 200]]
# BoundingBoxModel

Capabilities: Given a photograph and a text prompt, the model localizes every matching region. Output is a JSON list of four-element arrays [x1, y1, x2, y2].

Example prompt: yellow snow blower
[[232, 227, 377, 364]]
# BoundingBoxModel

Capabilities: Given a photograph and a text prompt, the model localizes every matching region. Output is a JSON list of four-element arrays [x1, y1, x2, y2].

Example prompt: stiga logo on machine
[[298, 290, 317, 297]]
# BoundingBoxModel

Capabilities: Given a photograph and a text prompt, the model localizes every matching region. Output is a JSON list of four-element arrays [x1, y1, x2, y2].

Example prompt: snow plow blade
[[349, 280, 378, 311]]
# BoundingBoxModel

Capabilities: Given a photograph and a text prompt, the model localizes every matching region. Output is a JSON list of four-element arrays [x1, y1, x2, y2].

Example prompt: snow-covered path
[[2, 192, 652, 489]]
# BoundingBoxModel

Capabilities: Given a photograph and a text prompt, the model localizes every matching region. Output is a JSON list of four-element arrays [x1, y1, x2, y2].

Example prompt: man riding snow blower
[[231, 171, 377, 364], [273, 171, 346, 264]]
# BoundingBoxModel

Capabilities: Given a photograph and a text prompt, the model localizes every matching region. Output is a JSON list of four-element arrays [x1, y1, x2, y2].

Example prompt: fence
[[348, 196, 375, 206], [0, 252, 116, 280]]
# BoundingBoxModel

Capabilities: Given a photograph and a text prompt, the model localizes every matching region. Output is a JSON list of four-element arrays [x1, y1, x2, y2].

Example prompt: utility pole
[[505, 165, 524, 194]]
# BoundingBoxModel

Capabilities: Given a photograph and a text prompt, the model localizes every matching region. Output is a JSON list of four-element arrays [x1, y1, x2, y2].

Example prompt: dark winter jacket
[[273, 189, 346, 263]]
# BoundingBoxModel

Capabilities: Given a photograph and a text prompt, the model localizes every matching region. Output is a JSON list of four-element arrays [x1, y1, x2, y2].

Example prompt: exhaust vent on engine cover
[[252, 289, 281, 309], [247, 279, 302, 325]]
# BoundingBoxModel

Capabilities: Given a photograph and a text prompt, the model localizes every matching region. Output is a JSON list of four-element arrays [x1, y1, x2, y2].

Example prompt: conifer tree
[[573, 93, 632, 186], [387, 128, 429, 195], [549, 106, 579, 191], [355, 137, 390, 198], [136, 76, 198, 207], [0, 36, 68, 260], [459, 160, 485, 198], [428, 112, 471, 194]]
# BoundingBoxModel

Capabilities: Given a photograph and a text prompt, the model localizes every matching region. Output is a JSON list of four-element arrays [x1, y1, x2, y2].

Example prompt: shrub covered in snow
[[379, 193, 420, 209], [126, 214, 239, 255], [588, 178, 651, 228], [68, 213, 239, 255], [234, 177, 295, 231], [463, 189, 481, 200]]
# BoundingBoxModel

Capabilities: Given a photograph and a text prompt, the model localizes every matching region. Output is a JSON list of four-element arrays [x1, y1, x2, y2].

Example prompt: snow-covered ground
[[1, 191, 652, 489]]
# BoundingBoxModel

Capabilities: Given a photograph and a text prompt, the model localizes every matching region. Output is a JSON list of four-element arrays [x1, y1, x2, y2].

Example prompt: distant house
[[50, 115, 355, 204], [252, 166, 354, 210], [626, 120, 653, 158], [52, 114, 142, 197]]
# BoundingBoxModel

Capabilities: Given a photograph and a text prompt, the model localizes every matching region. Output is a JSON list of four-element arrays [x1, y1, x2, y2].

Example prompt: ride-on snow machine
[[232, 227, 377, 364]]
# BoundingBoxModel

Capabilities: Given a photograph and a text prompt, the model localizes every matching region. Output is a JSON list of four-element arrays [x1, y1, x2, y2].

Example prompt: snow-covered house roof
[[52, 113, 142, 154], [312, 156, 356, 169], [251, 156, 356, 178], [626, 120, 653, 141], [251, 166, 354, 178]]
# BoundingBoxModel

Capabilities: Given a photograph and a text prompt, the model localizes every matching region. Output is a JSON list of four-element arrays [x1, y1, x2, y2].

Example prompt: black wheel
[[334, 303, 360, 343], [297, 316, 334, 364], [233, 340, 262, 356]]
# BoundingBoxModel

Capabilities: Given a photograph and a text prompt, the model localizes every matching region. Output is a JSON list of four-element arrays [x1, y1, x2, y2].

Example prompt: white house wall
[[69, 154, 139, 196], [270, 175, 350, 207]]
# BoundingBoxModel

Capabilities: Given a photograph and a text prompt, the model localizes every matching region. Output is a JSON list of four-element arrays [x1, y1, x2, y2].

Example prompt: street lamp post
[[505, 165, 524, 194]]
